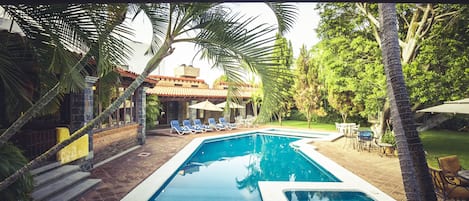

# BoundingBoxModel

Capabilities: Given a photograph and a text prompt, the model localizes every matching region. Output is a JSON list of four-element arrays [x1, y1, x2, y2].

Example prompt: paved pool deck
[[78, 126, 406, 201]]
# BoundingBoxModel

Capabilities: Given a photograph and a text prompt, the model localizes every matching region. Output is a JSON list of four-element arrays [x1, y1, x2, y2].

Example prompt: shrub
[[381, 131, 396, 146], [0, 143, 33, 201]]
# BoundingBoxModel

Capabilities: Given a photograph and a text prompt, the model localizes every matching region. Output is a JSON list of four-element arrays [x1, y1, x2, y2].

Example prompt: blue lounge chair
[[170, 120, 192, 135], [208, 118, 225, 131], [219, 117, 237, 130], [183, 119, 203, 133], [193, 119, 213, 132]]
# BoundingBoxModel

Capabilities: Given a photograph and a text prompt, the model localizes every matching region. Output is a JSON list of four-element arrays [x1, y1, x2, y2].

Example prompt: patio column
[[135, 86, 146, 145], [69, 75, 98, 170]]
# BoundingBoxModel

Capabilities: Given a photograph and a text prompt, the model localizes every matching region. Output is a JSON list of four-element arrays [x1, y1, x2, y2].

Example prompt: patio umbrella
[[417, 98, 469, 114], [189, 100, 223, 111], [216, 101, 245, 109]]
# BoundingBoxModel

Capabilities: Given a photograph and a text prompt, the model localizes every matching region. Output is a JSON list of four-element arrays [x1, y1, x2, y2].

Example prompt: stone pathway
[[78, 127, 406, 201]]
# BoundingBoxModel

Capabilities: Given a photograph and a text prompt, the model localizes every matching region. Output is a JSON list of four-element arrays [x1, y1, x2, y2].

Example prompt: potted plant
[[381, 131, 397, 155]]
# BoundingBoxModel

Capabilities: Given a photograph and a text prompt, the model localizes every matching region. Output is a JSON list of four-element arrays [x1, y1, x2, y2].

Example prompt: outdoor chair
[[193, 119, 213, 132], [235, 116, 244, 128], [245, 115, 256, 128], [219, 117, 237, 130], [170, 120, 192, 135], [183, 119, 203, 134], [208, 118, 225, 131], [340, 123, 358, 150], [357, 131, 373, 152], [429, 166, 469, 200], [438, 155, 469, 186]]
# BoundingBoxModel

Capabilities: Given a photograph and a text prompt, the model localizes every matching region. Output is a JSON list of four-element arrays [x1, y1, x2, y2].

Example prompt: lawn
[[267, 120, 469, 169], [420, 130, 469, 168]]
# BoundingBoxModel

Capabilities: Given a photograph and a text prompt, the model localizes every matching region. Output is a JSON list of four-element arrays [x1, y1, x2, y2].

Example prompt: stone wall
[[92, 124, 138, 163]]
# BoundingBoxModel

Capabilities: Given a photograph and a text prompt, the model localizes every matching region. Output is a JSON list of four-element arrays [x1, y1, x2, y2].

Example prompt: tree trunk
[[378, 3, 436, 201], [0, 37, 174, 192]]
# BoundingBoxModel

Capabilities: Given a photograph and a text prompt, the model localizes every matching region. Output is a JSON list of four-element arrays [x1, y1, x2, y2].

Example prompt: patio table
[[458, 170, 469, 181]]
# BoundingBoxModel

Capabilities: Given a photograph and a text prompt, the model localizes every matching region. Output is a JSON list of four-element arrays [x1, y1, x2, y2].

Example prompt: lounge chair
[[219, 117, 237, 130], [429, 166, 469, 200], [208, 118, 225, 131], [193, 119, 213, 132], [170, 120, 192, 135], [183, 119, 203, 134]]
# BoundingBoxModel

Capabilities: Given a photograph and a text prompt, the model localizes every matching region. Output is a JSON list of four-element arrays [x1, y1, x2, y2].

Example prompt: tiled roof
[[147, 86, 254, 98], [148, 75, 206, 84], [116, 68, 158, 84]]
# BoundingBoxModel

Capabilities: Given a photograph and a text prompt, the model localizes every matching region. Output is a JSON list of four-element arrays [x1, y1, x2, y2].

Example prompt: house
[[145, 64, 257, 126]]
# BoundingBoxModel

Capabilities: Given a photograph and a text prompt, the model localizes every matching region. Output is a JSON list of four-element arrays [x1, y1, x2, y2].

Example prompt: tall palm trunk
[[0, 36, 174, 192], [378, 3, 436, 201]]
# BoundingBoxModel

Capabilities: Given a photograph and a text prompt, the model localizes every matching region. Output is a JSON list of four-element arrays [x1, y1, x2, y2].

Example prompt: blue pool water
[[150, 134, 340, 201], [285, 191, 375, 201]]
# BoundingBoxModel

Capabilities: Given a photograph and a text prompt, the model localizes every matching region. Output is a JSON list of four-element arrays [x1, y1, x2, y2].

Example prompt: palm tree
[[0, 2, 298, 192], [378, 3, 436, 200], [0, 4, 131, 147]]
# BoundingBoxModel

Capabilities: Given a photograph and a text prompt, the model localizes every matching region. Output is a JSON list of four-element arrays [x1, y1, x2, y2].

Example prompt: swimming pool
[[122, 129, 395, 201]]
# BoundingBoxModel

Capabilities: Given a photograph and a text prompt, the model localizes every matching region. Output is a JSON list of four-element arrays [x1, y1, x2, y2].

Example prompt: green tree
[[293, 45, 325, 128], [0, 4, 131, 146], [315, 3, 465, 132], [378, 3, 436, 200], [0, 2, 298, 191], [312, 36, 384, 123]]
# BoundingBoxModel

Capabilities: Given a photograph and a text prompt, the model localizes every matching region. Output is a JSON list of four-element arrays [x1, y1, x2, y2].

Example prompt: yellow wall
[[56, 127, 89, 164]]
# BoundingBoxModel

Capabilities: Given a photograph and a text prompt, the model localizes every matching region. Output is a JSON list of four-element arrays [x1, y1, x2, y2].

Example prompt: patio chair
[[429, 166, 469, 200], [219, 117, 237, 130], [235, 116, 244, 128], [170, 120, 192, 135], [357, 131, 373, 152], [438, 155, 469, 186], [208, 118, 225, 131], [193, 119, 213, 132], [183, 119, 203, 134]]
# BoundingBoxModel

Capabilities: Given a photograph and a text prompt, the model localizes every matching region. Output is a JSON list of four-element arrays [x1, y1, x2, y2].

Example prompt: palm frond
[[130, 3, 169, 56], [265, 3, 298, 35]]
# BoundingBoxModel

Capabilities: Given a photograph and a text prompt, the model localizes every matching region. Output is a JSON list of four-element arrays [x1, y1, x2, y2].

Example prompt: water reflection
[[285, 191, 375, 201]]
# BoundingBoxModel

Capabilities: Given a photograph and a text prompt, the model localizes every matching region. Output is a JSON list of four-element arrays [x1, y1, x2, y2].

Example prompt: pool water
[[285, 191, 375, 201], [151, 134, 340, 201]]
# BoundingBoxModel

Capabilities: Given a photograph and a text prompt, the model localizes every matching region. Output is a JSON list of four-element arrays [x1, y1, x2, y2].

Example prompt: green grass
[[266, 120, 337, 131], [266, 120, 469, 169], [420, 130, 469, 169]]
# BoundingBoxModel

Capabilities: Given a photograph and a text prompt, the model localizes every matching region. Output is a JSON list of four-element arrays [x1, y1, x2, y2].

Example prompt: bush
[[288, 109, 306, 121], [146, 95, 162, 129], [381, 131, 396, 146], [0, 143, 33, 201]]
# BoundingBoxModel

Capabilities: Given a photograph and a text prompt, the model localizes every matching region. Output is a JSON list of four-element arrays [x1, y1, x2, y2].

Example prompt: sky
[[125, 3, 320, 87]]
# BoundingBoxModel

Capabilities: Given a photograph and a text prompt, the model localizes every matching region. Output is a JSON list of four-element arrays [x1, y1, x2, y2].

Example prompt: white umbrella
[[189, 100, 223, 111], [216, 101, 245, 109], [417, 98, 469, 114]]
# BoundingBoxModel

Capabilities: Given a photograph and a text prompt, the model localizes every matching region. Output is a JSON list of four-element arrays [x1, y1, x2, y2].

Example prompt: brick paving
[[78, 126, 406, 201]]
